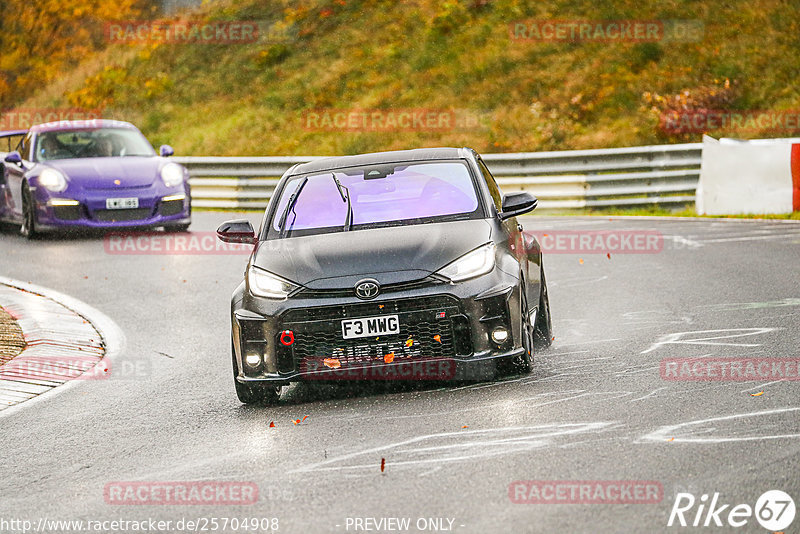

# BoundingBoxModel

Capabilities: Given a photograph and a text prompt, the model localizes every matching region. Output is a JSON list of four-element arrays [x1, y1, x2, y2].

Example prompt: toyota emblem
[[355, 279, 380, 300]]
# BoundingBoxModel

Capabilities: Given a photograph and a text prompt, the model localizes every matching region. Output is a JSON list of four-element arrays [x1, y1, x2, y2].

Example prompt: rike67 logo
[[668, 490, 795, 530]]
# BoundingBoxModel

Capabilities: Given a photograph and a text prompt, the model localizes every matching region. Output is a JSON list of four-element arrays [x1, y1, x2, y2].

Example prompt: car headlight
[[38, 168, 67, 192], [247, 266, 299, 299], [437, 243, 496, 282], [160, 162, 185, 187]]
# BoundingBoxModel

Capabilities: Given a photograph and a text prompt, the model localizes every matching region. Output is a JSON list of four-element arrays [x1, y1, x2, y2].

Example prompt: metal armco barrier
[[174, 143, 703, 210]]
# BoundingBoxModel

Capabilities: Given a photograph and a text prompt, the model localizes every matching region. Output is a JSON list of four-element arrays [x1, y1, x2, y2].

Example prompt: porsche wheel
[[20, 184, 37, 240]]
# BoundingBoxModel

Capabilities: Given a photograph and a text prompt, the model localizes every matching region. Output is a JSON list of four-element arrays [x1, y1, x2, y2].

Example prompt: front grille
[[93, 207, 153, 222], [283, 295, 458, 322], [297, 278, 442, 299], [281, 295, 464, 372], [53, 205, 82, 221], [158, 199, 184, 216]]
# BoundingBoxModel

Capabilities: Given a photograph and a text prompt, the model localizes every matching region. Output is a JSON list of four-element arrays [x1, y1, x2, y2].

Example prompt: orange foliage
[[0, 0, 150, 106]]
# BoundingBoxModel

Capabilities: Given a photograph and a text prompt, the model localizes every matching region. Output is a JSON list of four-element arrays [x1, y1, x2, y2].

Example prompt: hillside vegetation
[[6, 0, 800, 156]]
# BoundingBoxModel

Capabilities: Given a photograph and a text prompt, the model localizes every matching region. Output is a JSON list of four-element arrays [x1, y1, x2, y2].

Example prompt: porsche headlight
[[160, 162, 185, 187], [38, 168, 67, 192], [247, 266, 298, 299], [437, 243, 496, 282]]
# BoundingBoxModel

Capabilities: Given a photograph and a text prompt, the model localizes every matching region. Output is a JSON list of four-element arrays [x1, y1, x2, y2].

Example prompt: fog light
[[280, 330, 295, 346], [245, 352, 262, 367], [48, 199, 80, 206], [491, 327, 509, 345]]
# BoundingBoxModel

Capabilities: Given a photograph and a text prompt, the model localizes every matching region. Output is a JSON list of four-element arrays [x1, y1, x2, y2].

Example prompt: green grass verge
[[12, 0, 800, 156]]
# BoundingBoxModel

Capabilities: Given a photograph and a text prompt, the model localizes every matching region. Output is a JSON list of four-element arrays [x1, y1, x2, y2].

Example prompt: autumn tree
[[0, 0, 156, 107]]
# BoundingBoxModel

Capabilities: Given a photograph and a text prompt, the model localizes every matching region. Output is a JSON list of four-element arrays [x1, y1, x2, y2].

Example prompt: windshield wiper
[[277, 177, 308, 238], [331, 173, 353, 231]]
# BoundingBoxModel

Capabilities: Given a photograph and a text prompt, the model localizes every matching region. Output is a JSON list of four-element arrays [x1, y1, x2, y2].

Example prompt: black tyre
[[514, 276, 536, 374], [500, 275, 535, 376], [235, 380, 281, 405], [165, 223, 191, 232], [20, 183, 37, 239], [232, 342, 281, 405], [533, 263, 553, 349]]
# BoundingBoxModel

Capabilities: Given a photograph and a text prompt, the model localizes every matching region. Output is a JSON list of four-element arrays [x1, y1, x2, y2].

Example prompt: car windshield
[[269, 161, 482, 237], [34, 128, 155, 162]]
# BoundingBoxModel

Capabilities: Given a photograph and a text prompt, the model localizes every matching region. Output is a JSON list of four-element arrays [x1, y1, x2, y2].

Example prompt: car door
[[3, 133, 34, 219], [0, 132, 26, 221]]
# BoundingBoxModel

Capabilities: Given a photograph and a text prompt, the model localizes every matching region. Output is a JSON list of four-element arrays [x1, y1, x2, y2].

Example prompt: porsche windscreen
[[267, 161, 483, 238], [34, 128, 156, 162]]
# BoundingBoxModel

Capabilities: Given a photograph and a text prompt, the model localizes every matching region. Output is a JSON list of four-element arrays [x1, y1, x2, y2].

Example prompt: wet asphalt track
[[0, 212, 799, 533]]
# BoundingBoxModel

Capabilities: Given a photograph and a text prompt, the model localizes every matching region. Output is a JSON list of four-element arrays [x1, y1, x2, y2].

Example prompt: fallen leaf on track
[[751, 391, 764, 397], [323, 358, 341, 369]]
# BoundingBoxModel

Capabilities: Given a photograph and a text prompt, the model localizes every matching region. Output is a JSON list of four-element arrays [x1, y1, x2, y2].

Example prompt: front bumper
[[231, 266, 531, 384], [31, 184, 190, 230]]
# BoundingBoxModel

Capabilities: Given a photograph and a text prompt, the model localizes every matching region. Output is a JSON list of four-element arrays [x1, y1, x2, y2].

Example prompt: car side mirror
[[159, 145, 174, 157], [499, 191, 538, 221], [217, 219, 258, 244], [4, 151, 23, 166]]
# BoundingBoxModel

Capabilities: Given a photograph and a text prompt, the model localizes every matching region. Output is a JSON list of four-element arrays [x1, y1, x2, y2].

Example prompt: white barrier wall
[[697, 135, 800, 215]]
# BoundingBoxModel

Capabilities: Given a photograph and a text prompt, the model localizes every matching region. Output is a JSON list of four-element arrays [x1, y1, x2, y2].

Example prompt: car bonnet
[[250, 219, 494, 289], [45, 157, 162, 189]]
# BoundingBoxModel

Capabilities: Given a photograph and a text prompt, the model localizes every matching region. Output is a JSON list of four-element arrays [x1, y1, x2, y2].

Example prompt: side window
[[477, 159, 502, 212]]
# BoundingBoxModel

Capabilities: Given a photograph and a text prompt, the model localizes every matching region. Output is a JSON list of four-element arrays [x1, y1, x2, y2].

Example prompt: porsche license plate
[[106, 197, 139, 209], [342, 315, 400, 339]]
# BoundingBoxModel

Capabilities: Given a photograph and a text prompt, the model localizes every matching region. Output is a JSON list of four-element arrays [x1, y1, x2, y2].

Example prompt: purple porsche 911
[[0, 119, 191, 238]]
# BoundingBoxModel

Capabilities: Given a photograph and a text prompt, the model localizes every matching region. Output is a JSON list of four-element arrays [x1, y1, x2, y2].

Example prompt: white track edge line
[[0, 276, 126, 418]]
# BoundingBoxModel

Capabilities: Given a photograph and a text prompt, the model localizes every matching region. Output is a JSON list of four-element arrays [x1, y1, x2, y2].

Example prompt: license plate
[[342, 314, 400, 339], [106, 197, 139, 209]]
